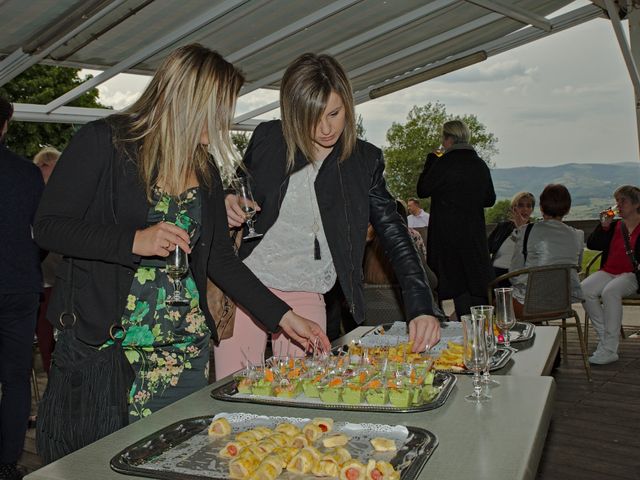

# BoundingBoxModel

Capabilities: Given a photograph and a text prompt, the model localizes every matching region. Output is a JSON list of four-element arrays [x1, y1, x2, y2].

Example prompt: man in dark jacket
[[0, 98, 44, 480]]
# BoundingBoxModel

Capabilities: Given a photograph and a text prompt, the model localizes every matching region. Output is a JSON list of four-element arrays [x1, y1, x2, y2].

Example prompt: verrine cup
[[470, 305, 499, 387], [461, 313, 490, 403]]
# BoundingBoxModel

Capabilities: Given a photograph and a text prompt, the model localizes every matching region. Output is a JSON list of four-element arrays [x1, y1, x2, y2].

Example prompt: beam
[[465, 0, 552, 32], [0, 0, 127, 86], [604, 0, 640, 96], [627, 2, 640, 158], [43, 0, 249, 113]]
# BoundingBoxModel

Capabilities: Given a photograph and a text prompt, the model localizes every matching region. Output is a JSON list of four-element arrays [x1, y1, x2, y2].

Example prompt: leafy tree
[[485, 199, 511, 224], [0, 65, 109, 158], [231, 131, 251, 155], [383, 102, 498, 202], [356, 114, 366, 140]]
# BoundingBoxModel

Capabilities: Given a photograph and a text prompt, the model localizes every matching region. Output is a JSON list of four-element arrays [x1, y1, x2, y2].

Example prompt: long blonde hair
[[280, 53, 356, 170], [114, 44, 244, 199]]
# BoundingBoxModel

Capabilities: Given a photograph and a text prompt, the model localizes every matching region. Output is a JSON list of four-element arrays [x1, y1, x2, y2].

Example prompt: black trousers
[[453, 292, 488, 318], [0, 293, 39, 464]]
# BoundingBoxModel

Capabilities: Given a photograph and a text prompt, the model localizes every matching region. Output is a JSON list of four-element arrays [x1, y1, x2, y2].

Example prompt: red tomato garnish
[[346, 467, 360, 480], [227, 445, 237, 456], [319, 424, 328, 432], [371, 468, 383, 480]]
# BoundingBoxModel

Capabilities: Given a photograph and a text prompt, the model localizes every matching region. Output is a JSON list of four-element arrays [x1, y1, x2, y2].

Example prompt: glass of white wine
[[236, 177, 263, 240], [166, 244, 189, 306]]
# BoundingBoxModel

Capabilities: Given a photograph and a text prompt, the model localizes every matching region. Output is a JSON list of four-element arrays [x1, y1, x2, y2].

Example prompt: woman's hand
[[599, 210, 614, 230], [278, 310, 331, 353], [225, 194, 261, 228], [132, 222, 191, 257], [408, 315, 441, 353]]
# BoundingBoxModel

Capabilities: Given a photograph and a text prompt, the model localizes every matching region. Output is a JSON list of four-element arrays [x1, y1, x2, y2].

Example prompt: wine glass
[[470, 305, 499, 387], [495, 287, 517, 350], [461, 313, 490, 403], [166, 244, 189, 306], [434, 144, 445, 157], [236, 177, 262, 240]]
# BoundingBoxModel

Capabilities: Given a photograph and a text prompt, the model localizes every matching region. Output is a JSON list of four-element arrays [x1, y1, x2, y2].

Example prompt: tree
[[0, 65, 109, 158], [383, 102, 498, 202], [231, 131, 251, 155], [356, 114, 366, 140], [485, 199, 511, 224]]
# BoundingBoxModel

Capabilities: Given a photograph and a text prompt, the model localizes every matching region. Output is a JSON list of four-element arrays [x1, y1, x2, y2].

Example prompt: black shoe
[[0, 463, 26, 480]]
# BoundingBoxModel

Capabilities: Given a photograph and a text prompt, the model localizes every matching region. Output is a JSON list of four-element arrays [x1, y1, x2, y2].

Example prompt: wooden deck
[[19, 324, 640, 479]]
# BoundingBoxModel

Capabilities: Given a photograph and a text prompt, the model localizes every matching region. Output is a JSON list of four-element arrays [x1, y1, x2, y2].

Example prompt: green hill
[[491, 162, 640, 219]]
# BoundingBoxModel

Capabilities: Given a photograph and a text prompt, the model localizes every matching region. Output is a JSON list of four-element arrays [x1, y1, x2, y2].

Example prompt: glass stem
[[473, 371, 482, 398], [246, 218, 255, 234], [175, 278, 183, 297], [503, 329, 511, 348]]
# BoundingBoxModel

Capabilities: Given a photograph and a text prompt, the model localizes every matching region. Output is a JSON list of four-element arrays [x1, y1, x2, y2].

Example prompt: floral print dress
[[105, 187, 210, 422]]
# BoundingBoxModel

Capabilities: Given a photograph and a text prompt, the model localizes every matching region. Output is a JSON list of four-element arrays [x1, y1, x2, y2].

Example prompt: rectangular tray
[[432, 346, 513, 374], [110, 413, 438, 480], [210, 371, 456, 413]]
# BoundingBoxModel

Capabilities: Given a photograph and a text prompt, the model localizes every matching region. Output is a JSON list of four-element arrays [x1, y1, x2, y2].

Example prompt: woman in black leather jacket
[[217, 53, 442, 378], [487, 192, 535, 285]]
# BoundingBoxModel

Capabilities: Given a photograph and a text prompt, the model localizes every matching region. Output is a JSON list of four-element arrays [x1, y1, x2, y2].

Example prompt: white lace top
[[243, 162, 337, 293]]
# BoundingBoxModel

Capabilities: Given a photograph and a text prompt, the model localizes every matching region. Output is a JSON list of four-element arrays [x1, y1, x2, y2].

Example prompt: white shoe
[[588, 350, 618, 365]]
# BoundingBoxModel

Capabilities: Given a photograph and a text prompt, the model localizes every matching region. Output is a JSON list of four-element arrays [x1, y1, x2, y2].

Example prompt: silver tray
[[433, 346, 513, 374], [498, 322, 535, 344], [210, 371, 456, 413], [110, 413, 438, 480]]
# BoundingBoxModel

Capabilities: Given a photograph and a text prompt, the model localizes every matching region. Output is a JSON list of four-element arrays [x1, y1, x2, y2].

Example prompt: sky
[[88, 2, 639, 170]]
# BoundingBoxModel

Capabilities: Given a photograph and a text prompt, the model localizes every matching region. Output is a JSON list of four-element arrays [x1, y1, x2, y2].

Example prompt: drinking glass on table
[[166, 244, 189, 306], [461, 313, 490, 403], [495, 287, 517, 350], [235, 177, 263, 240], [470, 305, 499, 387]]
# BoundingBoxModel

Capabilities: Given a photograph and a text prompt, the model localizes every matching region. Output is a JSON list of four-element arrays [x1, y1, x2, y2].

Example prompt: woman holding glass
[[218, 53, 442, 379], [582, 185, 640, 365], [487, 191, 535, 285], [33, 44, 329, 458]]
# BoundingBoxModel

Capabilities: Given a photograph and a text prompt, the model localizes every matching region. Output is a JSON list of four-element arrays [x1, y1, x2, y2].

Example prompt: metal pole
[[629, 5, 640, 159]]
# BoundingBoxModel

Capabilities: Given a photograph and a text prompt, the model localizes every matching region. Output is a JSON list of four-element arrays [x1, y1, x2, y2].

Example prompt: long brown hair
[[114, 44, 244, 199], [280, 53, 356, 170]]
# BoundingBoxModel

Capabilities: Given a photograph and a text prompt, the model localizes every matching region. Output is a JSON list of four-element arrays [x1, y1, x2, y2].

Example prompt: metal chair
[[31, 339, 41, 402], [581, 251, 634, 343], [362, 283, 406, 326], [488, 264, 592, 381]]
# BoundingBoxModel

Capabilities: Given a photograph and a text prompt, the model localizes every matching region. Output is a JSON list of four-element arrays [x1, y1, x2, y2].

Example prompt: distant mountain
[[490, 162, 640, 220]]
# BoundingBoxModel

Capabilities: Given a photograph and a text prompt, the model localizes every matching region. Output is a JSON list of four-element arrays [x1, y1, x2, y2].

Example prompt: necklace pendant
[[314, 235, 321, 260]]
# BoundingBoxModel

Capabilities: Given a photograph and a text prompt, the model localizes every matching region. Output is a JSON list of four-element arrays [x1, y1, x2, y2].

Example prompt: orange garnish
[[264, 369, 274, 383], [329, 378, 343, 387], [359, 372, 367, 383], [366, 380, 382, 389]]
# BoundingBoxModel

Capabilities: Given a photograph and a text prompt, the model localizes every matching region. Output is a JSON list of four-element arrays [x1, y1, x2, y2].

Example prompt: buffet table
[[25, 325, 558, 480]]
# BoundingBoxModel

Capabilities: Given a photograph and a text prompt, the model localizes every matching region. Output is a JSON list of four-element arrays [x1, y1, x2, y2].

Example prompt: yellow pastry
[[311, 417, 334, 433], [312, 457, 340, 477], [274, 422, 301, 437], [322, 433, 349, 448], [339, 459, 366, 480], [208, 417, 232, 437], [303, 423, 324, 442], [286, 448, 316, 474], [370, 437, 396, 452], [291, 434, 309, 449], [219, 440, 247, 458]]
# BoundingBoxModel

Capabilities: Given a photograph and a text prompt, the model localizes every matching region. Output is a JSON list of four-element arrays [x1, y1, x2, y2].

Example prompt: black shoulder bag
[[522, 223, 535, 262], [36, 135, 135, 464], [619, 221, 640, 293]]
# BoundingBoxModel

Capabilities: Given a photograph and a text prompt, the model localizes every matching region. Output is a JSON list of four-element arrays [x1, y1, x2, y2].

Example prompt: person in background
[[0, 97, 44, 480], [581, 185, 640, 365], [487, 191, 535, 286], [509, 184, 583, 318], [33, 147, 62, 375], [416, 119, 496, 317], [407, 198, 430, 228], [33, 44, 329, 462], [220, 53, 442, 379]]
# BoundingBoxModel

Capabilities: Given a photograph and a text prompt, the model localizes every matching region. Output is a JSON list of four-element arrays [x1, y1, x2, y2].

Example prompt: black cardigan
[[34, 119, 289, 345], [587, 219, 640, 268], [237, 120, 442, 323]]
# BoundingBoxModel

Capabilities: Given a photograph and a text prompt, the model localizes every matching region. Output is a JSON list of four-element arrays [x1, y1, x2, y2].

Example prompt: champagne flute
[[166, 244, 189, 306], [434, 144, 445, 157], [236, 177, 263, 240], [461, 313, 490, 403], [470, 305, 499, 386], [495, 287, 517, 351]]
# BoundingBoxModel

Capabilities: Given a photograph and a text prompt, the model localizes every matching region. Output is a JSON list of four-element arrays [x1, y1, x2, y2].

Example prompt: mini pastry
[[339, 459, 366, 480], [251, 426, 274, 440], [228, 455, 259, 479], [326, 446, 352, 464], [370, 437, 396, 452], [311, 417, 334, 433], [208, 417, 232, 437], [268, 432, 290, 447], [302, 422, 324, 442], [291, 434, 309, 449], [272, 446, 298, 465], [237, 430, 261, 445], [274, 422, 301, 437], [366, 460, 400, 480], [286, 448, 316, 474], [219, 440, 247, 458], [312, 457, 340, 477], [322, 433, 350, 448]]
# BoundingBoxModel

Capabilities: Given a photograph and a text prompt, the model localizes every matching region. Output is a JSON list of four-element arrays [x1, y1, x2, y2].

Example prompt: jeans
[[0, 293, 39, 463]]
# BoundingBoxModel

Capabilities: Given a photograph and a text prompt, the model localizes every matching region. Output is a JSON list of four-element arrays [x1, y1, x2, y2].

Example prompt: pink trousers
[[213, 289, 326, 380]]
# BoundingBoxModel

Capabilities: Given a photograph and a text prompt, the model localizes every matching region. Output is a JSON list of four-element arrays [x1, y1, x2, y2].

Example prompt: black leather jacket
[[238, 121, 442, 324], [487, 221, 516, 258]]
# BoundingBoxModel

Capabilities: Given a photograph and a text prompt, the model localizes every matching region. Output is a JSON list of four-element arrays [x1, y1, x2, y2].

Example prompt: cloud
[[443, 60, 533, 83], [551, 83, 621, 96], [97, 85, 141, 110]]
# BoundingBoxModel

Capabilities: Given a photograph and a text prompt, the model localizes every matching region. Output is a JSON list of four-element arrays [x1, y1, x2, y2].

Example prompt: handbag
[[619, 221, 640, 293], [207, 228, 243, 342], [36, 260, 135, 464]]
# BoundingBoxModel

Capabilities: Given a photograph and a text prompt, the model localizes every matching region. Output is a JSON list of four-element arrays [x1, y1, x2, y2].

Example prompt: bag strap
[[620, 221, 639, 269], [522, 222, 534, 262]]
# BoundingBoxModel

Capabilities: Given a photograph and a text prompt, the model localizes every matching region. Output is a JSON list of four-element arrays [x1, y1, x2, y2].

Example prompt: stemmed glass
[[471, 305, 499, 387], [461, 313, 490, 403], [495, 287, 517, 350], [235, 177, 262, 240], [166, 244, 189, 306]]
